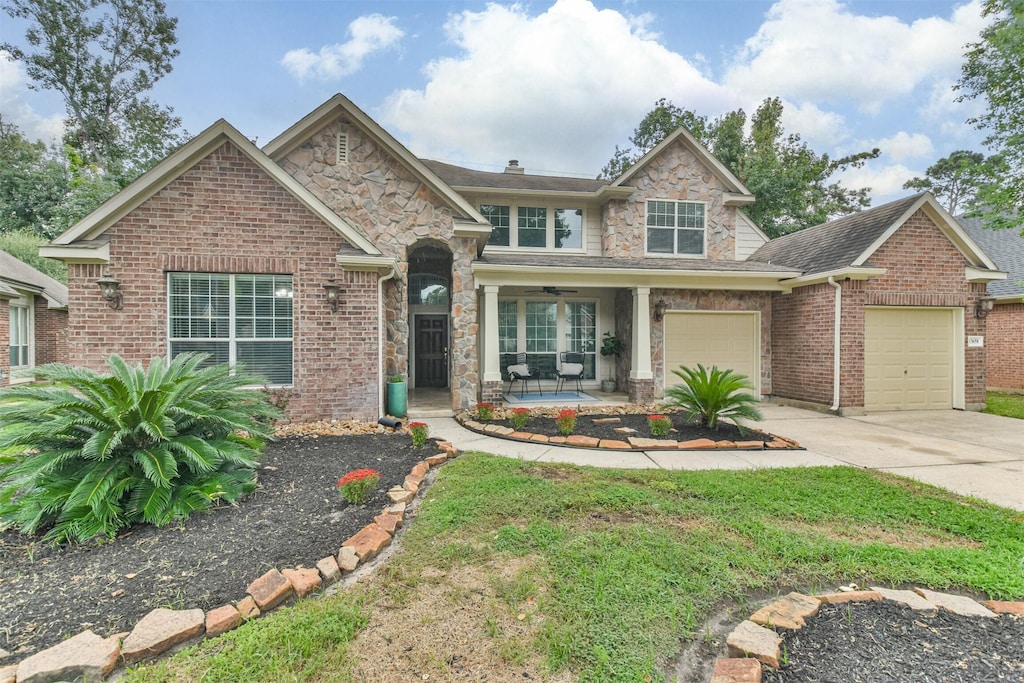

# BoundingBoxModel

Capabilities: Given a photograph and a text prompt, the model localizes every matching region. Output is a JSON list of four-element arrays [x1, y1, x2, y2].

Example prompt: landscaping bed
[[0, 424, 427, 664]]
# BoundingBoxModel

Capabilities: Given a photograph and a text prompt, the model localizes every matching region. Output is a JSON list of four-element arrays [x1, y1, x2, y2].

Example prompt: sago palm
[[662, 364, 763, 430], [0, 354, 281, 543]]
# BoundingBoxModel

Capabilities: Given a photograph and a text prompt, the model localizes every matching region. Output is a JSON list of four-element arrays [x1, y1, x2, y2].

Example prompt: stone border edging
[[0, 440, 460, 683], [456, 415, 802, 452], [711, 588, 1024, 682]]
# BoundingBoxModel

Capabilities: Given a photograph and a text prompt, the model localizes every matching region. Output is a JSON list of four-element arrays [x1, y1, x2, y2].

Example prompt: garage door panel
[[664, 312, 759, 393], [864, 308, 953, 411]]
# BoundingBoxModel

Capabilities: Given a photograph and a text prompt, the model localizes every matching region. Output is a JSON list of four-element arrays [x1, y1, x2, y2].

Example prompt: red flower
[[337, 468, 382, 488]]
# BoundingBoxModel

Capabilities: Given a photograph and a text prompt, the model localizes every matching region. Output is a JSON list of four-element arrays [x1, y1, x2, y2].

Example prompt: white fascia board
[[336, 254, 400, 273], [724, 193, 757, 206], [966, 266, 1007, 283], [452, 220, 492, 237], [471, 262, 800, 291], [993, 293, 1024, 304], [38, 243, 110, 264], [453, 185, 633, 203], [778, 267, 887, 292]]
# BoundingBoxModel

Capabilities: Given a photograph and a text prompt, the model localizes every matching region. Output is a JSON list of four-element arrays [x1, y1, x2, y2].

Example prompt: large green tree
[[0, 115, 67, 236], [956, 0, 1024, 230], [2, 0, 185, 184], [902, 150, 1006, 215], [600, 98, 879, 238]]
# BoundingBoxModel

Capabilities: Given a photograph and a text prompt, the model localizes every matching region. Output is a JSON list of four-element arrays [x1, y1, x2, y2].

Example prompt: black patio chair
[[556, 352, 585, 395], [504, 352, 542, 397]]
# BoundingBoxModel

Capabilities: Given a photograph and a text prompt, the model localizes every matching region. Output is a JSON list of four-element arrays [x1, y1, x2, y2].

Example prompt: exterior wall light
[[96, 274, 123, 310], [975, 297, 995, 319], [653, 298, 668, 322], [323, 279, 341, 312]]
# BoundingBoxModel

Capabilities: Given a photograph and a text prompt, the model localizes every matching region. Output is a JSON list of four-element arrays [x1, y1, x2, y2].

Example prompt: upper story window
[[483, 204, 585, 251], [646, 200, 706, 257]]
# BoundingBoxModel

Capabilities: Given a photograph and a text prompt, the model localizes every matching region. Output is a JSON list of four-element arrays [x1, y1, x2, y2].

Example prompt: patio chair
[[556, 352, 585, 395], [504, 352, 542, 398]]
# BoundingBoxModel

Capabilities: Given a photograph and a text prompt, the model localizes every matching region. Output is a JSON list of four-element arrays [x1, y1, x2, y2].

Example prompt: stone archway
[[407, 244, 453, 391]]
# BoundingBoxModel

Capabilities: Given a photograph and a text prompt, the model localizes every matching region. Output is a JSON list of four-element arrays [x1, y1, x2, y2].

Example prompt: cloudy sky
[[0, 0, 992, 205]]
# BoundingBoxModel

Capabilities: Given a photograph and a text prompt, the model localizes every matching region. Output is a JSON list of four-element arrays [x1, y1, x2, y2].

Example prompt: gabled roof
[[611, 127, 755, 205], [0, 249, 68, 308], [47, 119, 381, 257], [263, 94, 491, 230], [959, 215, 1024, 298], [423, 159, 608, 194], [750, 193, 1000, 277]]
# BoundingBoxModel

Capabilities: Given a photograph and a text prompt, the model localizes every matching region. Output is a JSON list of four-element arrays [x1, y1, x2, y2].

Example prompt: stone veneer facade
[[277, 120, 480, 411]]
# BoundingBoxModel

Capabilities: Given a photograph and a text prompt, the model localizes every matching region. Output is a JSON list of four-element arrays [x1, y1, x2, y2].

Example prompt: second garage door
[[663, 312, 759, 392], [864, 307, 954, 410]]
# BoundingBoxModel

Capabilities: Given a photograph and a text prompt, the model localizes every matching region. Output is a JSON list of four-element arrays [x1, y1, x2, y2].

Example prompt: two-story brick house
[[41, 94, 1004, 420]]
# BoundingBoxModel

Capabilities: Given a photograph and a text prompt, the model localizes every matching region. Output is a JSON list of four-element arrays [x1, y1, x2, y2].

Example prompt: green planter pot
[[387, 380, 407, 418]]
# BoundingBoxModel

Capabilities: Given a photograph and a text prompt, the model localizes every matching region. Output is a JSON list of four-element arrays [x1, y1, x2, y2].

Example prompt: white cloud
[[379, 0, 737, 175], [282, 14, 404, 81], [724, 0, 987, 111], [779, 100, 848, 149], [0, 52, 64, 144], [839, 162, 917, 206], [868, 131, 934, 164]]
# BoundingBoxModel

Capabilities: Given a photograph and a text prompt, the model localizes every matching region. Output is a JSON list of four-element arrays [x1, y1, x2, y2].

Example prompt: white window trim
[[483, 204, 587, 254], [497, 296, 600, 381], [166, 273, 295, 387], [644, 199, 708, 259], [8, 293, 34, 383]]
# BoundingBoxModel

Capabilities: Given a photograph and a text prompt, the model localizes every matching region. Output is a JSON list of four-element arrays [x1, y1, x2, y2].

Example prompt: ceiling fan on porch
[[525, 286, 579, 296]]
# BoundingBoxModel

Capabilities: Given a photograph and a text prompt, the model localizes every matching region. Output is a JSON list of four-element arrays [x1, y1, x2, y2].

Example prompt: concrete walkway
[[421, 405, 1024, 512]]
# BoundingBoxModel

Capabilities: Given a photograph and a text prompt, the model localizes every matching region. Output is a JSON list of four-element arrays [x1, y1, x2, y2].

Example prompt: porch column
[[482, 285, 502, 383], [630, 286, 653, 380]]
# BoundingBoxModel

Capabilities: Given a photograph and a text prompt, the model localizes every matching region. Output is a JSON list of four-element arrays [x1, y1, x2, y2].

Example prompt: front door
[[415, 315, 448, 388]]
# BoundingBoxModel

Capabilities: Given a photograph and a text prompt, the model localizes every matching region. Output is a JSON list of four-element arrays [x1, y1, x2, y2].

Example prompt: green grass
[[985, 391, 1024, 419], [125, 454, 1024, 683]]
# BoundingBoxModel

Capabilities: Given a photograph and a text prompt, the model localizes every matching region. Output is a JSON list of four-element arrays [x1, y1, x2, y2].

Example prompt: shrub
[[336, 469, 381, 505], [409, 421, 429, 447], [648, 414, 672, 436], [476, 402, 494, 420], [662, 364, 763, 430], [509, 407, 531, 430], [0, 354, 281, 543], [555, 409, 577, 436]]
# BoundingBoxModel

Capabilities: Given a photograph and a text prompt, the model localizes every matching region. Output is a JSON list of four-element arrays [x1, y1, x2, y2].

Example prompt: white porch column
[[630, 286, 653, 380], [482, 285, 502, 382]]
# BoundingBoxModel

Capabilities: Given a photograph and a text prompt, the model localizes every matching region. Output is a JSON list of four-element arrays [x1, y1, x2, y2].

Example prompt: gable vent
[[336, 133, 349, 164]]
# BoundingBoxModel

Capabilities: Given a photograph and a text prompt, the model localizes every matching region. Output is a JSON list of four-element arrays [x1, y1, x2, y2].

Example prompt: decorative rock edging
[[711, 587, 1024, 682], [1, 440, 460, 683], [456, 415, 802, 451]]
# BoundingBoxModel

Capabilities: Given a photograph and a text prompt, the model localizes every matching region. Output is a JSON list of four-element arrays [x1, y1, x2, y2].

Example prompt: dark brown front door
[[415, 315, 448, 388]]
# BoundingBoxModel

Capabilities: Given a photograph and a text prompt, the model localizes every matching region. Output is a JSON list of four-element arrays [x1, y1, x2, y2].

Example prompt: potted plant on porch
[[600, 331, 624, 393]]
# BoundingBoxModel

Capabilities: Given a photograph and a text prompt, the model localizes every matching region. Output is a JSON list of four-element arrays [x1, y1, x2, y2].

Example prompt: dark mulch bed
[[485, 410, 774, 445], [0, 431, 427, 664], [762, 600, 1024, 682]]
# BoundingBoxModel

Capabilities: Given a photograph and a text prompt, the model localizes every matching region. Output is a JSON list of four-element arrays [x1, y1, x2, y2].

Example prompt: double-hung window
[[8, 296, 32, 374], [169, 273, 293, 385], [483, 204, 585, 251], [646, 200, 706, 256]]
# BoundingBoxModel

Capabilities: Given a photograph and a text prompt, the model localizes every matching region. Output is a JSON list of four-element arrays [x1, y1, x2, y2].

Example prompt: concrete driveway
[[758, 406, 1024, 512]]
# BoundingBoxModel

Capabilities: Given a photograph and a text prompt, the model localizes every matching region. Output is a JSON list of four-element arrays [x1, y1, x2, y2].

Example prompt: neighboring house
[[1, 250, 69, 386], [39, 94, 1005, 419], [959, 216, 1024, 390]]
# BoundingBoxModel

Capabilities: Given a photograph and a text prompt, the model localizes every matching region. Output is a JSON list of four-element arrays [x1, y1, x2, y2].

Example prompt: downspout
[[827, 276, 842, 413], [377, 263, 399, 416]]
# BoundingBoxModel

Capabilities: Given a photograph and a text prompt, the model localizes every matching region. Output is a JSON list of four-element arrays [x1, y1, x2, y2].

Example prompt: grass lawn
[[985, 391, 1024, 420], [125, 454, 1024, 683]]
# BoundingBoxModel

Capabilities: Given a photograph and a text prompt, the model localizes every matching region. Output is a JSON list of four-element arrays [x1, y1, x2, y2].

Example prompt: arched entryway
[[407, 244, 453, 403]]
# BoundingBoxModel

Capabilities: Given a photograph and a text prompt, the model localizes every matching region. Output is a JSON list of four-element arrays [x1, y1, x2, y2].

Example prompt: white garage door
[[663, 312, 759, 392], [864, 308, 954, 411]]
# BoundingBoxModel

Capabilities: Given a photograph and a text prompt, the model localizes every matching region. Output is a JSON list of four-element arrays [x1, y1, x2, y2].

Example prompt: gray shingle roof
[[0, 249, 69, 307], [477, 252, 798, 273], [421, 159, 609, 193], [959, 215, 1024, 297], [749, 194, 927, 275]]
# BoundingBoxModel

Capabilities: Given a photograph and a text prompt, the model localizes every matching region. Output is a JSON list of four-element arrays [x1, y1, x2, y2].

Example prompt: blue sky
[[0, 0, 992, 204]]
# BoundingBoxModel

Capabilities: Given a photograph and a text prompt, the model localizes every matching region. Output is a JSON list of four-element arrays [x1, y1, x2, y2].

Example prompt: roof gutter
[[827, 276, 842, 413], [377, 262, 399, 417]]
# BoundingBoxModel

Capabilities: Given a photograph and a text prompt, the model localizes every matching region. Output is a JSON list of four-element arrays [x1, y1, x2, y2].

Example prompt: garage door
[[864, 308, 953, 410], [663, 312, 759, 392]]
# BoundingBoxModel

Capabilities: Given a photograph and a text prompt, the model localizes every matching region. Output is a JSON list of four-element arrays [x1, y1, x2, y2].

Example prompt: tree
[[956, 0, 1024, 230], [903, 150, 1006, 215], [2, 0, 186, 183], [0, 116, 68, 236], [600, 97, 879, 238]]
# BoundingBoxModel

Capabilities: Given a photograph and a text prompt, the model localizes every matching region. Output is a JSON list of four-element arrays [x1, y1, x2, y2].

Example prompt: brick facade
[[772, 209, 988, 412], [65, 142, 381, 421], [986, 303, 1024, 390], [0, 299, 8, 386], [33, 298, 68, 366]]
